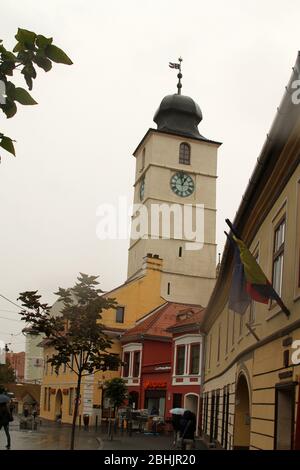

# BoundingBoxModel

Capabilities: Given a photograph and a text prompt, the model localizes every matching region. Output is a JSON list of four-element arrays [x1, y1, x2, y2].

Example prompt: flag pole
[[225, 218, 240, 238]]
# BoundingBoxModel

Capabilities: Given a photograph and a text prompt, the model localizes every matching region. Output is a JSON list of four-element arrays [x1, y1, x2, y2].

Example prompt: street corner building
[[201, 53, 300, 450]]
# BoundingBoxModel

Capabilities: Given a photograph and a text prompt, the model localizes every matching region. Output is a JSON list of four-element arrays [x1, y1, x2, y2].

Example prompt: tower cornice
[[132, 128, 222, 157]]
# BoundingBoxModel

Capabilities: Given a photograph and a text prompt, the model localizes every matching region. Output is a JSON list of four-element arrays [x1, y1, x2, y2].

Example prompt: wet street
[[1, 419, 207, 451]]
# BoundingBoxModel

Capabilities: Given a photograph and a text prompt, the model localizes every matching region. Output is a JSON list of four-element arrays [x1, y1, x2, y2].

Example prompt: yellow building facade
[[201, 54, 300, 450], [40, 255, 165, 425]]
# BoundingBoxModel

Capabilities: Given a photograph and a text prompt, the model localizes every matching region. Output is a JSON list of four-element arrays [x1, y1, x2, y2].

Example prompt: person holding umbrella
[[179, 410, 196, 450], [0, 386, 12, 450], [170, 408, 186, 448]]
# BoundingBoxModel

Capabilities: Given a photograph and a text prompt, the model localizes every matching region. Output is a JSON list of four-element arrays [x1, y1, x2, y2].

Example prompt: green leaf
[[5, 81, 16, 99], [15, 28, 36, 46], [14, 87, 37, 105], [1, 101, 17, 118], [2, 51, 16, 62], [45, 44, 73, 65], [21, 64, 36, 90], [0, 136, 15, 156], [35, 55, 52, 72], [36, 35, 53, 49], [13, 42, 24, 53]]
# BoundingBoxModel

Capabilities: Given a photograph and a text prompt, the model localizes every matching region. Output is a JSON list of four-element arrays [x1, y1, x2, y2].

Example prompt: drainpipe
[[200, 328, 206, 438], [139, 335, 144, 410]]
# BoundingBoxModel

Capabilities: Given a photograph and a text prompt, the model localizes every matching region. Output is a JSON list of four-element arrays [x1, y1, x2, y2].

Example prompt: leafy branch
[[0, 28, 72, 158]]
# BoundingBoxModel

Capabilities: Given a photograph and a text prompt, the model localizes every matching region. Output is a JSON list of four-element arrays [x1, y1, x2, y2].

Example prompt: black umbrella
[[0, 394, 10, 404]]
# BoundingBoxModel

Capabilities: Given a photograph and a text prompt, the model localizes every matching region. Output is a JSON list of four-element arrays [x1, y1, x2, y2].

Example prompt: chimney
[[142, 253, 163, 273]]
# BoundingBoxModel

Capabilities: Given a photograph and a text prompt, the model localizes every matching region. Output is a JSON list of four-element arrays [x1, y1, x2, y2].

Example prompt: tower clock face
[[170, 172, 194, 197], [139, 178, 145, 200]]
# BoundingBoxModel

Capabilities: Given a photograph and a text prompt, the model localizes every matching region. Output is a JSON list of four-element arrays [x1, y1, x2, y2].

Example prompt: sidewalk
[[2, 418, 207, 450]]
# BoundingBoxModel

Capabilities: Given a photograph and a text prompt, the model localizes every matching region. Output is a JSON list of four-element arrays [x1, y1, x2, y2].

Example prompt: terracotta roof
[[121, 302, 202, 341], [3, 383, 41, 403], [166, 308, 204, 332]]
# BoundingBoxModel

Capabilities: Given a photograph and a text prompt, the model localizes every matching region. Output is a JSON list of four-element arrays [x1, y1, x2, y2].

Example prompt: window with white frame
[[174, 336, 202, 376], [272, 218, 285, 297], [122, 345, 142, 379], [190, 343, 200, 374], [249, 251, 259, 323], [176, 345, 185, 375]]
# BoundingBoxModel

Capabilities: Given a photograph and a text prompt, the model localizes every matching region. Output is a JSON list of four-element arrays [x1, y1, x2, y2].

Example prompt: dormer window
[[179, 143, 191, 165]]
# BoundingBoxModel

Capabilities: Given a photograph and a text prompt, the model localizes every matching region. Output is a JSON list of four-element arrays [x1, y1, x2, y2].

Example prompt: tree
[[0, 28, 72, 159], [104, 377, 127, 439], [18, 273, 121, 450], [0, 361, 16, 383]]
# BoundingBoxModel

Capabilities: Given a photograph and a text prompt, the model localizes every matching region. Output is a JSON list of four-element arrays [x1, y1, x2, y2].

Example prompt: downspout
[[139, 335, 144, 410], [200, 328, 206, 439]]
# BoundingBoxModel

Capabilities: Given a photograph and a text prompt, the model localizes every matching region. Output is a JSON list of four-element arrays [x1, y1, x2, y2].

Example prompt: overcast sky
[[0, 0, 299, 352]]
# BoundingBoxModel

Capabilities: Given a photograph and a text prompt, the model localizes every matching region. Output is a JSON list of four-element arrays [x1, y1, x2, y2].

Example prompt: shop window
[[172, 393, 182, 408]]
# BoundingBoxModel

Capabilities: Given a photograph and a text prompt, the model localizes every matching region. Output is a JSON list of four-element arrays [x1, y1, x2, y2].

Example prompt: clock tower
[[127, 67, 221, 306]]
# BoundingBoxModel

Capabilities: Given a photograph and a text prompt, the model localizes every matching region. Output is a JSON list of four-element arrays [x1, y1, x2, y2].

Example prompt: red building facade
[[120, 302, 204, 432]]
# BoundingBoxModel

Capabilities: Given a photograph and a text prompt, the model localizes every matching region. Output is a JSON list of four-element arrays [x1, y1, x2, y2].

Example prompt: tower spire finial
[[169, 57, 183, 95]]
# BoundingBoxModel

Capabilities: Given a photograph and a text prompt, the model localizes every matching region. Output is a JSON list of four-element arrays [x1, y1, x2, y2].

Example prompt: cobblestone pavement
[[0, 418, 207, 451]]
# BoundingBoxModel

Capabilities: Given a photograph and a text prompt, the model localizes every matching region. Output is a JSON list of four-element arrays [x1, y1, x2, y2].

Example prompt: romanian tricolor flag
[[225, 221, 290, 317]]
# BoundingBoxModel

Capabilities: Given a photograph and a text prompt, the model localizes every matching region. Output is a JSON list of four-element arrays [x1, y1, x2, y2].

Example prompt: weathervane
[[169, 57, 183, 95]]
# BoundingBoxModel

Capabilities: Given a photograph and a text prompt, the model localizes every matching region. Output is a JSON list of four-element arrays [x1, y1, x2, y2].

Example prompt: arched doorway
[[55, 389, 63, 421], [184, 393, 199, 435], [233, 374, 251, 449]]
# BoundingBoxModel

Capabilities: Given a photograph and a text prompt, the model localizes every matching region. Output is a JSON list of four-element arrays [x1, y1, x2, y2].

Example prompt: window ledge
[[293, 293, 300, 303]]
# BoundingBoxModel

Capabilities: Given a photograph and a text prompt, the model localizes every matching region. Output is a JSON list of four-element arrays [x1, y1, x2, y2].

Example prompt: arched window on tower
[[179, 142, 191, 165]]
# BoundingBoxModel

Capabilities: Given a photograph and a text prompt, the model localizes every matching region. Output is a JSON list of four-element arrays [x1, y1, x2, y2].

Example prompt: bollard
[[95, 415, 98, 430]]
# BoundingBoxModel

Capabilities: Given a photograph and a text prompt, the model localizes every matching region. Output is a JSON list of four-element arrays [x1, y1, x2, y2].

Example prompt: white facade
[[128, 130, 220, 306], [24, 332, 44, 384]]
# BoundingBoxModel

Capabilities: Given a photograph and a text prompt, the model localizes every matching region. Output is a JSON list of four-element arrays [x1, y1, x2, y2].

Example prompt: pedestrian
[[171, 413, 181, 448], [0, 391, 12, 450], [150, 406, 158, 416], [32, 404, 38, 420], [9, 402, 14, 416], [179, 410, 196, 450]]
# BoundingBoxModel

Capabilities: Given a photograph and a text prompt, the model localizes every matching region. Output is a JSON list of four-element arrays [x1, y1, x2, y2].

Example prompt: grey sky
[[0, 0, 299, 351]]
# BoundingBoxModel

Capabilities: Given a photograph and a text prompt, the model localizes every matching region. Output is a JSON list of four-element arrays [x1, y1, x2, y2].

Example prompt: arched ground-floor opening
[[184, 393, 199, 436], [55, 389, 63, 421], [233, 374, 250, 450]]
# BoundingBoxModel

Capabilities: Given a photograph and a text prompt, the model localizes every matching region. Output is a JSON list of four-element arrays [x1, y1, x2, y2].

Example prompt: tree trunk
[[108, 406, 113, 440], [70, 372, 82, 450]]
